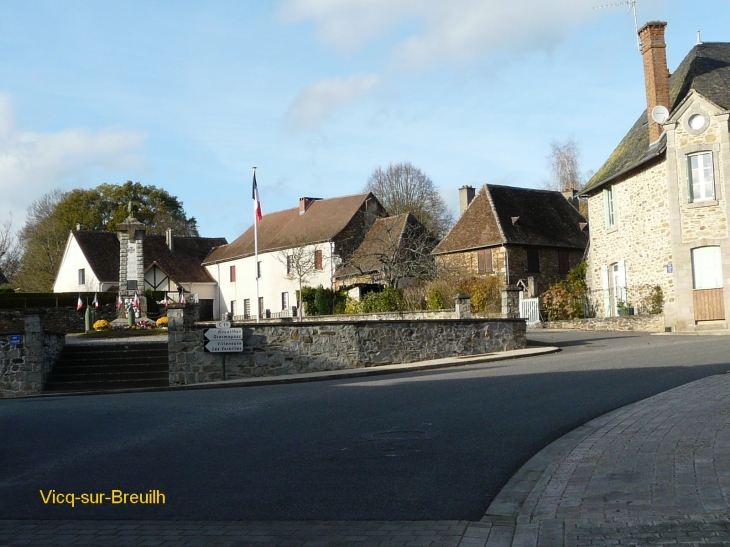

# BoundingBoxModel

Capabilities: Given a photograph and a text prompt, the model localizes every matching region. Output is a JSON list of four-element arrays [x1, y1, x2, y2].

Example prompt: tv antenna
[[594, 0, 641, 53]]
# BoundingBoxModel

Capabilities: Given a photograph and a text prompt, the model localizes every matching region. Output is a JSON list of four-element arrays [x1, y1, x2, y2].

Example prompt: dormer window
[[688, 152, 715, 202]]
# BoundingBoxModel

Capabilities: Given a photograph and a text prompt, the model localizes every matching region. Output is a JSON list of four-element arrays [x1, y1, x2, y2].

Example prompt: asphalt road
[[2, 330, 730, 521]]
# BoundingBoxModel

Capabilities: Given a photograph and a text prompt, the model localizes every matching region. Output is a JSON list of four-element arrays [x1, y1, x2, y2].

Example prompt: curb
[[20, 346, 560, 399]]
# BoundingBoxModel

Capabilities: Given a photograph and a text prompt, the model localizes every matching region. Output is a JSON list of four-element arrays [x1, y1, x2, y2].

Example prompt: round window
[[688, 114, 706, 131]]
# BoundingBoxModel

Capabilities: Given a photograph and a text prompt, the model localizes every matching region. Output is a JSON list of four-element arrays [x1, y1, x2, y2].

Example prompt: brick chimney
[[638, 21, 670, 144], [459, 185, 475, 216], [299, 197, 321, 215]]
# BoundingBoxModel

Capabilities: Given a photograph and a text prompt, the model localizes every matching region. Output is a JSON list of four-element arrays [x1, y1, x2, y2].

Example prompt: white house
[[54, 227, 227, 320], [202, 193, 386, 319]]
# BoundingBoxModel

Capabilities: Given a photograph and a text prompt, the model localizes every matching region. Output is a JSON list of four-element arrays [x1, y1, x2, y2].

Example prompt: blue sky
[[1, 1, 729, 242]]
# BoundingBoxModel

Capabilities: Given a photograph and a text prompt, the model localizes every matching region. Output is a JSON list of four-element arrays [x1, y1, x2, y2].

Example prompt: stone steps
[[44, 342, 169, 393]]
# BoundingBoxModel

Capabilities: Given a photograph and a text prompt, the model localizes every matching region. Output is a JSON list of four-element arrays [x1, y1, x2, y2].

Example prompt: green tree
[[365, 162, 453, 237], [14, 182, 198, 292]]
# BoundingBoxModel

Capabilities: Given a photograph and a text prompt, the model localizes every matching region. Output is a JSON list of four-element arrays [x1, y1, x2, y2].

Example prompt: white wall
[[53, 234, 108, 293], [206, 242, 336, 319]]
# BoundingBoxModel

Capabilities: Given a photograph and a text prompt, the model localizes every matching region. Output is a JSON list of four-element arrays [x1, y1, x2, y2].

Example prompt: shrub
[[361, 287, 406, 313], [299, 285, 347, 315], [156, 316, 169, 328], [646, 285, 664, 314], [540, 260, 588, 321], [458, 276, 501, 314], [344, 297, 362, 314]]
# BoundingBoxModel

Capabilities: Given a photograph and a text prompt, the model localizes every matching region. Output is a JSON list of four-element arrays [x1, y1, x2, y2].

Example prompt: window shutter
[[477, 250, 486, 274], [601, 265, 611, 317]]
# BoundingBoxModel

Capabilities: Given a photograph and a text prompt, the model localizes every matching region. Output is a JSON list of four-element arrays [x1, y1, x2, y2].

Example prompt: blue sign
[[666, 263, 673, 273], [8, 334, 21, 345]]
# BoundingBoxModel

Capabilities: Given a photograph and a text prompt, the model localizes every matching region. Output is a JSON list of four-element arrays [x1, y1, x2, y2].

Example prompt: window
[[257, 261, 261, 279], [688, 152, 715, 202], [258, 297, 264, 317], [230, 300, 237, 316], [78, 268, 85, 285], [692, 246, 723, 289], [229, 265, 236, 282], [527, 248, 540, 273], [282, 292, 289, 310], [603, 186, 615, 228], [243, 299, 251, 319], [314, 249, 323, 270], [558, 252, 570, 275], [286, 255, 293, 275], [477, 249, 493, 274]]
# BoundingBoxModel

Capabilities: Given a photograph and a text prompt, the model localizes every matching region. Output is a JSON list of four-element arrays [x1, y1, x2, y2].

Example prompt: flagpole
[[253, 167, 259, 324]]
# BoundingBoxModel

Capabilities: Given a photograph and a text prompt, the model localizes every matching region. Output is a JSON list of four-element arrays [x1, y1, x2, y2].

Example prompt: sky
[[1, 1, 729, 243]]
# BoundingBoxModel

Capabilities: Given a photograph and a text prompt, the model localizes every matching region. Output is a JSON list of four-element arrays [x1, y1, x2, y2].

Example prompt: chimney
[[76, 223, 82, 231], [165, 228, 174, 252], [638, 21, 670, 144], [459, 185, 475, 216], [299, 197, 321, 215], [561, 189, 579, 210]]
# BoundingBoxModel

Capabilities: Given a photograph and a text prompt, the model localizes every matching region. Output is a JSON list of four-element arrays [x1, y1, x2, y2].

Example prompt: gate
[[519, 297, 541, 326]]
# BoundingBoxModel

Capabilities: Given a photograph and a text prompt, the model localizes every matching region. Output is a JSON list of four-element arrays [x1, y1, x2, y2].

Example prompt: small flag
[[117, 294, 123, 310], [252, 169, 262, 223], [164, 296, 169, 307], [77, 295, 83, 311], [92, 293, 99, 310], [133, 293, 140, 308], [180, 292, 186, 305]]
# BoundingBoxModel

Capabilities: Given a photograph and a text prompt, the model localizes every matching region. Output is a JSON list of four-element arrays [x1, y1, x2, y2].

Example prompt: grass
[[69, 329, 168, 339]]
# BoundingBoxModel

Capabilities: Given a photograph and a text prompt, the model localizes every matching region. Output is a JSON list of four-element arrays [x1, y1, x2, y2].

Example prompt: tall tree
[[0, 216, 21, 287], [544, 138, 584, 192], [364, 162, 453, 237], [14, 182, 199, 292]]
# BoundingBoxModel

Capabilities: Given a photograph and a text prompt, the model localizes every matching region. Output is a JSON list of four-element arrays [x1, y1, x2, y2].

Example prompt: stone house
[[202, 193, 387, 320], [432, 184, 588, 296], [333, 212, 438, 297], [53, 217, 227, 320], [582, 21, 730, 331]]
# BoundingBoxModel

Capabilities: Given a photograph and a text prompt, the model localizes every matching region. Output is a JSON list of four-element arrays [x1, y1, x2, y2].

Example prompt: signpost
[[204, 328, 243, 341], [204, 340, 243, 352], [203, 327, 243, 352]]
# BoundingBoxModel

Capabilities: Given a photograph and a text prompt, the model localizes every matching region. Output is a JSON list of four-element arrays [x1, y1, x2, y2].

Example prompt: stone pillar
[[117, 215, 146, 317], [501, 285, 521, 319], [454, 293, 471, 318]]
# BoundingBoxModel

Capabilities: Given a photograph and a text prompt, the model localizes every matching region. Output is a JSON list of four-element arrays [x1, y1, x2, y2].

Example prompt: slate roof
[[72, 231, 227, 284], [583, 42, 730, 194], [432, 184, 588, 255], [334, 213, 435, 278], [203, 193, 379, 264]]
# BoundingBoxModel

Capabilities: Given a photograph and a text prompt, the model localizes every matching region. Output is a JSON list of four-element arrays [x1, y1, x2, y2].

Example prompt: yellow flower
[[156, 316, 169, 327], [93, 319, 111, 330]]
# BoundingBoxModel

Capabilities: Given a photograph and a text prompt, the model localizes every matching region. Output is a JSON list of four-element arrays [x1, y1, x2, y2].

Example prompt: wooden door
[[693, 288, 725, 321]]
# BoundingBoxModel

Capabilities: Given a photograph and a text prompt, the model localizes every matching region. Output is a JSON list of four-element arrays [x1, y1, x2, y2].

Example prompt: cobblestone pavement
[[484, 373, 730, 546], [4, 374, 730, 546]]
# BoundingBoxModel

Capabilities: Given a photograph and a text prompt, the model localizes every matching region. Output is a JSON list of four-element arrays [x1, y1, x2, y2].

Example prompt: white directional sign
[[204, 340, 244, 353], [204, 328, 243, 340], [216, 321, 231, 328]]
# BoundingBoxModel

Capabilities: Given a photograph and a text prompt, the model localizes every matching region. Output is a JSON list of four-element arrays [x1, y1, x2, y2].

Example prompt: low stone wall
[[167, 305, 526, 386], [237, 309, 469, 323], [1, 313, 66, 398], [540, 314, 665, 333]]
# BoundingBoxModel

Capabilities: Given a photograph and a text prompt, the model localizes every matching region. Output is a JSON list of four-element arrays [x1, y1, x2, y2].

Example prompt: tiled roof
[[433, 185, 588, 255], [72, 231, 227, 284], [335, 213, 435, 277], [583, 42, 730, 193], [203, 193, 378, 264]]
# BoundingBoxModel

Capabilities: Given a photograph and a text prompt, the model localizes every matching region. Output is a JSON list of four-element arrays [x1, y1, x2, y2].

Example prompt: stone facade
[[0, 305, 118, 334], [117, 216, 146, 315], [0, 313, 65, 398], [541, 314, 665, 333], [167, 305, 526, 386], [587, 92, 730, 331], [437, 245, 584, 296]]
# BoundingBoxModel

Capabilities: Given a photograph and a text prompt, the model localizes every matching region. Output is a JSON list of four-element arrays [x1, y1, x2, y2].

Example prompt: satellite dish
[[652, 105, 669, 124]]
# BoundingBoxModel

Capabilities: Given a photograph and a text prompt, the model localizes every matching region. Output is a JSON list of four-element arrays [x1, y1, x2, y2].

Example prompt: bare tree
[[365, 162, 453, 238], [544, 138, 584, 192], [338, 213, 437, 289], [0, 216, 21, 286], [275, 240, 327, 319]]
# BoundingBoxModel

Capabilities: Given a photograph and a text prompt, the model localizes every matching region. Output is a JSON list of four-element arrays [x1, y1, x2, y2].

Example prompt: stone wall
[[167, 306, 526, 386], [541, 314, 665, 333], [1, 313, 66, 398]]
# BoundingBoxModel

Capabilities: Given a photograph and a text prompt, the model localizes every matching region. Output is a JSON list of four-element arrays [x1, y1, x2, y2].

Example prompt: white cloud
[[287, 74, 381, 128], [0, 93, 145, 224], [280, 0, 597, 68]]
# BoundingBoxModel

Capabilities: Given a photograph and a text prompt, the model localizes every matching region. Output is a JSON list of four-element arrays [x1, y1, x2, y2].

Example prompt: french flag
[[77, 295, 83, 311], [252, 169, 262, 223], [92, 293, 99, 310]]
